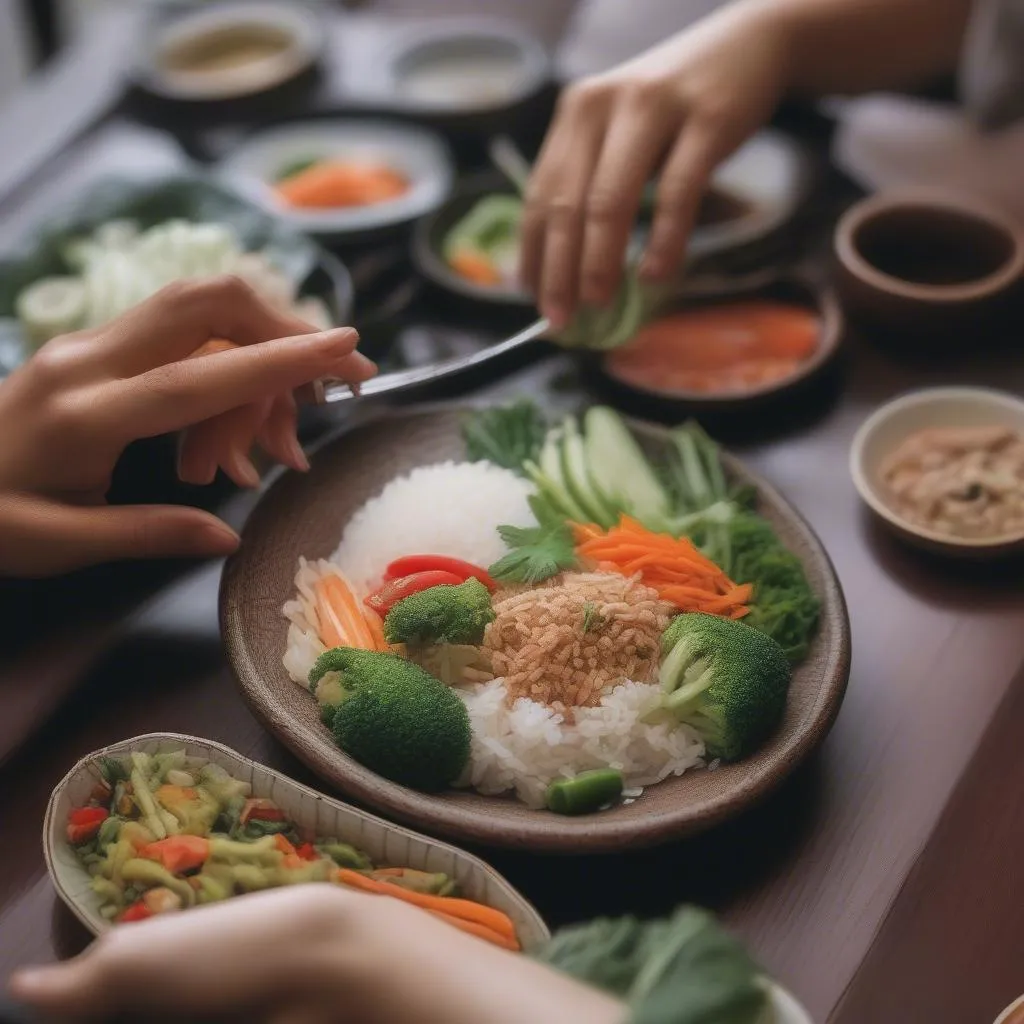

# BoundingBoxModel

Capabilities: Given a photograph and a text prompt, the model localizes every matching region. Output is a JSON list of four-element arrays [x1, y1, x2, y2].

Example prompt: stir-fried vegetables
[[67, 751, 518, 950], [574, 518, 752, 619]]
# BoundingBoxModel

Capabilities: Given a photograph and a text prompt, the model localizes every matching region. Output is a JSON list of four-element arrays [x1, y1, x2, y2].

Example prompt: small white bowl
[[218, 120, 455, 239], [138, 2, 321, 102], [850, 386, 1024, 557], [995, 994, 1024, 1023], [767, 982, 814, 1024]]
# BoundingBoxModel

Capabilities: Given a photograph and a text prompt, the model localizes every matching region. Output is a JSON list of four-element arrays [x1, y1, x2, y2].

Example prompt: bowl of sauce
[[850, 387, 1024, 558], [139, 3, 321, 102], [594, 275, 842, 417], [834, 189, 1024, 345]]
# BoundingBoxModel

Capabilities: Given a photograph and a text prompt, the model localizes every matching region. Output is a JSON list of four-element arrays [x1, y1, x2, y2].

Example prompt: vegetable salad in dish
[[66, 750, 520, 950], [14, 218, 332, 349], [282, 405, 819, 813]]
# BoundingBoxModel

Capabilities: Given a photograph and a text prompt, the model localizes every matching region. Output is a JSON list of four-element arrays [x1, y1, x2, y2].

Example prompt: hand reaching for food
[[0, 275, 376, 577], [8, 886, 625, 1024]]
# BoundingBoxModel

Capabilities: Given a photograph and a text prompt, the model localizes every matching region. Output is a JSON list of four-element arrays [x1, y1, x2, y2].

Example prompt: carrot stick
[[314, 579, 348, 648], [363, 607, 387, 652], [316, 575, 375, 650], [428, 909, 521, 952], [448, 250, 502, 287], [334, 870, 517, 942]]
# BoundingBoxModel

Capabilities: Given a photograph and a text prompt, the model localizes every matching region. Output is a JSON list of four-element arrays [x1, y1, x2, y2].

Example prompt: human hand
[[9, 886, 626, 1024], [0, 275, 375, 576], [520, 0, 789, 328]]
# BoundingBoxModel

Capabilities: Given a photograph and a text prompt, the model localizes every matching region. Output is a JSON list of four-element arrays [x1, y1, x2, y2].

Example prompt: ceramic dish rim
[[849, 385, 1024, 549], [43, 731, 551, 945], [834, 188, 1024, 304]]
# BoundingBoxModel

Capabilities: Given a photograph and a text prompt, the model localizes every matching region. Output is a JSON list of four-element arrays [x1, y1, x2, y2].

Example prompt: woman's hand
[[520, 0, 789, 328], [0, 275, 375, 576], [9, 886, 626, 1024]]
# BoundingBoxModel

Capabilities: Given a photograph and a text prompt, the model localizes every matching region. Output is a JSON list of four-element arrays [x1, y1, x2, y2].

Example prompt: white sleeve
[[959, 0, 1024, 128]]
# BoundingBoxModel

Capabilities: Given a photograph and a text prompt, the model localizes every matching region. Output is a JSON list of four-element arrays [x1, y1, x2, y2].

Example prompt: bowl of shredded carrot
[[218, 119, 456, 239]]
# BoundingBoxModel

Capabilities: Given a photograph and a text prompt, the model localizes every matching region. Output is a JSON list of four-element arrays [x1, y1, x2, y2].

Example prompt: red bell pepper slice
[[295, 842, 319, 862], [119, 901, 154, 924], [384, 556, 497, 592], [66, 806, 108, 844], [139, 835, 210, 874], [240, 798, 286, 825], [364, 570, 464, 615]]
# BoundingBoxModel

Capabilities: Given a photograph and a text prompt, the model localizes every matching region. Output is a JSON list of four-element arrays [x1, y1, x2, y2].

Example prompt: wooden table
[[1, 11, 1023, 1024]]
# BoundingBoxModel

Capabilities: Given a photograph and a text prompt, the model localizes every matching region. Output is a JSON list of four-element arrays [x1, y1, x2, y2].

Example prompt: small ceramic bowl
[[590, 273, 844, 420], [383, 19, 550, 116], [834, 190, 1024, 344], [218, 120, 455, 241], [849, 386, 1024, 557], [995, 994, 1024, 1024], [136, 2, 322, 102]]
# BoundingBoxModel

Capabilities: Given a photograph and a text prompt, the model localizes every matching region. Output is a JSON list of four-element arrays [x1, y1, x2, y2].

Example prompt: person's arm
[[9, 886, 627, 1024], [521, 0, 975, 328], [772, 0, 974, 96]]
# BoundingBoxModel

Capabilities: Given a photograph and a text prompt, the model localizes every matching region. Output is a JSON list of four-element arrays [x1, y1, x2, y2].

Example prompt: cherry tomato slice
[[364, 570, 465, 615], [384, 555, 496, 592]]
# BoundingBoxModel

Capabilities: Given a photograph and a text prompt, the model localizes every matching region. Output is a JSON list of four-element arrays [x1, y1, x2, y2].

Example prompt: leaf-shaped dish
[[220, 407, 851, 853], [0, 174, 354, 376], [44, 732, 550, 949]]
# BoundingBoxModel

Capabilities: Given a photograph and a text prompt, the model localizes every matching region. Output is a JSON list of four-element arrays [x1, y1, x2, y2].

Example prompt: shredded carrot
[[362, 607, 388, 652], [334, 869, 518, 946], [448, 249, 502, 287], [427, 909, 521, 952], [314, 574, 376, 650], [275, 161, 409, 209], [573, 518, 750, 618]]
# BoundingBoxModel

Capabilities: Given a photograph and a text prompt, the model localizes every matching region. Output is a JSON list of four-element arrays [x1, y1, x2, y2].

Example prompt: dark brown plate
[[220, 408, 851, 852]]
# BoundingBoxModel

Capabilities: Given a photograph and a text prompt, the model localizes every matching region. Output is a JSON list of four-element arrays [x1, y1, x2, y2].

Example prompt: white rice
[[455, 679, 705, 808], [331, 461, 535, 596]]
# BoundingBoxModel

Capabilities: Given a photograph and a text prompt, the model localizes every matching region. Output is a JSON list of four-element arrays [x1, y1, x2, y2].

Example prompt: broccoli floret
[[658, 613, 791, 761], [383, 578, 494, 646], [310, 648, 471, 793]]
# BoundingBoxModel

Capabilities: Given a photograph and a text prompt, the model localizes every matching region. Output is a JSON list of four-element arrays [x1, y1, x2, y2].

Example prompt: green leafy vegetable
[[535, 906, 768, 1024], [581, 601, 605, 633], [489, 495, 577, 585], [462, 401, 547, 476], [276, 156, 321, 182]]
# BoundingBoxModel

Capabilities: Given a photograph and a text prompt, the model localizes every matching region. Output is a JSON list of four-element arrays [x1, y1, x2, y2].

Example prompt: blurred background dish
[[133, 1, 323, 103], [834, 189, 1024, 346], [850, 387, 1024, 558], [384, 19, 551, 116], [218, 119, 456, 241]]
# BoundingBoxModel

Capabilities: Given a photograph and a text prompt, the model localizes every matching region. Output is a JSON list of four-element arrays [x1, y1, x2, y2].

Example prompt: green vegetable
[[535, 906, 768, 1024], [121, 859, 195, 906], [383, 577, 494, 646], [489, 494, 578, 585], [196, 763, 251, 806], [208, 835, 280, 867], [443, 195, 523, 261], [461, 401, 547, 475], [309, 648, 471, 792], [581, 602, 604, 634], [559, 416, 618, 526], [545, 769, 624, 815], [316, 841, 371, 870], [130, 755, 178, 840], [404, 643, 493, 686], [276, 156, 321, 182], [555, 269, 647, 351], [97, 757, 129, 785], [95, 815, 123, 854], [699, 513, 820, 664], [658, 613, 791, 761]]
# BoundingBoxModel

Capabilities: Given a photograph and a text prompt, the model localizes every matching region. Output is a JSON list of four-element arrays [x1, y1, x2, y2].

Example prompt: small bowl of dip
[[136, 2, 321, 103], [835, 189, 1024, 346], [850, 387, 1024, 557], [381, 19, 550, 124]]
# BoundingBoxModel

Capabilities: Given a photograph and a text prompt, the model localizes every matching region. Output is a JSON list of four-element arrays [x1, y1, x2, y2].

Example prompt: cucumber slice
[[560, 417, 617, 527], [529, 433, 591, 523], [583, 407, 670, 526], [555, 270, 645, 351], [442, 195, 523, 261], [15, 276, 88, 348]]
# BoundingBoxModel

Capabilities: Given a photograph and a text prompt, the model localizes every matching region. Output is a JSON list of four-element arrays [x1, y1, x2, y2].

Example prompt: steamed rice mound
[[331, 461, 534, 595]]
